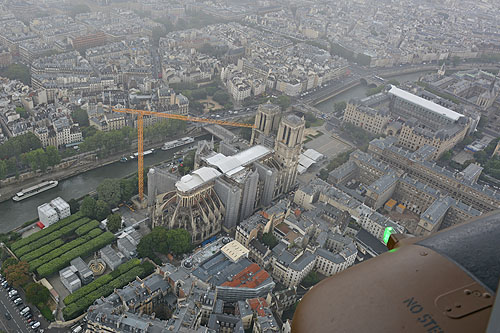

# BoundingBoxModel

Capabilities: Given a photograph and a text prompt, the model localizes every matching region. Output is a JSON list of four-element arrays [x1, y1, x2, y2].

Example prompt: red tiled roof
[[247, 297, 268, 317], [221, 263, 270, 289]]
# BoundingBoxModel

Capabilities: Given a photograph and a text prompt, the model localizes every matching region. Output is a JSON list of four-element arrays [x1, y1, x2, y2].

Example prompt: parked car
[[13, 297, 22, 305], [20, 306, 30, 316], [32, 321, 41, 329]]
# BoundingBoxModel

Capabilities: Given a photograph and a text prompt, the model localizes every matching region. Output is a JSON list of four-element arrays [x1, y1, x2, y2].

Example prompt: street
[[0, 284, 35, 333]]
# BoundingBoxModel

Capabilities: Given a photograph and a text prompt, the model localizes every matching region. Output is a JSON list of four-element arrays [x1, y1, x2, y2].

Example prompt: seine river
[[315, 71, 432, 112], [0, 140, 207, 232], [0, 71, 431, 232]]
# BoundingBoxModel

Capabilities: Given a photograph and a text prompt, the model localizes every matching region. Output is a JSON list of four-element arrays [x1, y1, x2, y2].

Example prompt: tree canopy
[[0, 64, 31, 85], [0, 132, 41, 160], [80, 196, 96, 219], [71, 108, 89, 127], [69, 4, 91, 17], [97, 179, 122, 207], [1, 258, 18, 274], [213, 90, 230, 105], [107, 214, 122, 233], [137, 227, 192, 263], [80, 126, 135, 158], [261, 232, 279, 249], [95, 200, 111, 221], [179, 150, 196, 175], [3, 260, 30, 288], [68, 198, 80, 214], [0, 160, 7, 180], [20, 145, 61, 172], [334, 101, 347, 114], [301, 271, 320, 288], [144, 119, 186, 142], [25, 283, 50, 305]]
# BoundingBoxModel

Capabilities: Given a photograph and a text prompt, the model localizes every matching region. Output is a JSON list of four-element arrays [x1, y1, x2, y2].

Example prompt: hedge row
[[14, 217, 91, 257], [75, 220, 100, 236], [11, 212, 82, 250], [37, 231, 115, 278], [29, 229, 103, 272], [20, 239, 64, 262], [64, 259, 141, 306], [63, 264, 148, 320]]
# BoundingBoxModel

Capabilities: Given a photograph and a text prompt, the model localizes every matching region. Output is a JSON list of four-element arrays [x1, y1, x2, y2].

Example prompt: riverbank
[[0, 128, 200, 203], [0, 131, 210, 231]]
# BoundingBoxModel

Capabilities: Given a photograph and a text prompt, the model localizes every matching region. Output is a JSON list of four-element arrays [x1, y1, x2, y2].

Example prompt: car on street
[[20, 306, 30, 316], [4, 312, 11, 320]]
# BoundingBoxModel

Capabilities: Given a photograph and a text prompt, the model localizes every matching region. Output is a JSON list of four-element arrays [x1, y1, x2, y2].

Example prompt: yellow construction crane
[[112, 107, 254, 202]]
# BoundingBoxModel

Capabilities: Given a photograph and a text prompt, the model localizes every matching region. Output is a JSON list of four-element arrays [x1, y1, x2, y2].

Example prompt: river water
[[315, 71, 432, 112], [0, 71, 432, 232], [0, 140, 207, 232]]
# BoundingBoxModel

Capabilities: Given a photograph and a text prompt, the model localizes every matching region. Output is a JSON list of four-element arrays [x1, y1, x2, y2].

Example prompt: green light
[[383, 227, 394, 244]]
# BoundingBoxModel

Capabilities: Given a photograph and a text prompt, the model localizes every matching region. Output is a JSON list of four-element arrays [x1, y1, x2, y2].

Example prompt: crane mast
[[112, 107, 254, 202]]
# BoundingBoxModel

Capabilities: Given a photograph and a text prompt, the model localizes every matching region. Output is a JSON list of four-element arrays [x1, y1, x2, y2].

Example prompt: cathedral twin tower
[[251, 101, 305, 194]]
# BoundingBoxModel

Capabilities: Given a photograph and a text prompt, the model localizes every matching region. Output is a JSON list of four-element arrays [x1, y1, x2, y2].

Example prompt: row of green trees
[[137, 227, 192, 263], [29, 229, 102, 273], [20, 239, 65, 262], [144, 119, 187, 141], [79, 126, 136, 157], [14, 217, 91, 258], [36, 231, 115, 278], [0, 133, 62, 179], [63, 258, 142, 306], [12, 213, 83, 252], [20, 146, 61, 173], [0, 131, 41, 160], [63, 260, 155, 320]]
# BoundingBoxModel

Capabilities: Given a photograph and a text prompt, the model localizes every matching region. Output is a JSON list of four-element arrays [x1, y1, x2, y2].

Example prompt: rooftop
[[205, 145, 272, 176], [221, 263, 271, 289], [176, 167, 221, 192], [388, 85, 462, 122], [221, 240, 249, 262]]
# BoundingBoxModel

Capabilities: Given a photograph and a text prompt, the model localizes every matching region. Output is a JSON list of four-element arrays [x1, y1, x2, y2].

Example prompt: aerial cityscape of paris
[[0, 0, 498, 332]]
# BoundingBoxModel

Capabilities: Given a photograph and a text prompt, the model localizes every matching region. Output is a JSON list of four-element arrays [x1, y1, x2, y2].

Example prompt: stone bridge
[[202, 124, 238, 143]]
